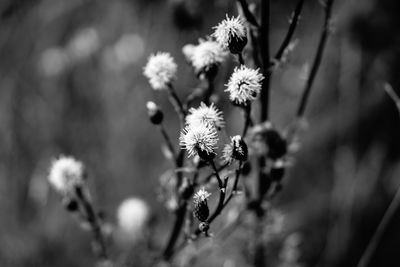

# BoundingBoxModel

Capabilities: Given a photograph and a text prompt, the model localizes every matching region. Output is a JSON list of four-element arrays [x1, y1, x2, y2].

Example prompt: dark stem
[[238, 53, 245, 65], [242, 104, 252, 137], [75, 187, 108, 261], [259, 0, 271, 122], [162, 201, 188, 260], [203, 162, 229, 184], [296, 0, 335, 118], [274, 0, 305, 62], [223, 161, 243, 208], [203, 74, 215, 105], [167, 83, 186, 126], [159, 124, 176, 160], [237, 0, 260, 28]]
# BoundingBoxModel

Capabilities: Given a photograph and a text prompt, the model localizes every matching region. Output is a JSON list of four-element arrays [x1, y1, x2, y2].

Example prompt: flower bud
[[146, 101, 163, 125], [62, 197, 79, 212], [199, 222, 210, 233], [228, 35, 248, 54], [231, 135, 248, 161], [193, 188, 211, 222]]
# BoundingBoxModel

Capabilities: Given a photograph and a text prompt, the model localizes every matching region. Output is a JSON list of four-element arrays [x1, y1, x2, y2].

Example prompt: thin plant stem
[[238, 53, 245, 65], [356, 185, 400, 267], [274, 0, 305, 62], [237, 0, 260, 28], [242, 104, 252, 137], [259, 0, 271, 122], [75, 187, 108, 261], [223, 161, 243, 208], [296, 0, 335, 118], [356, 83, 400, 267], [167, 83, 186, 126], [159, 124, 177, 160]]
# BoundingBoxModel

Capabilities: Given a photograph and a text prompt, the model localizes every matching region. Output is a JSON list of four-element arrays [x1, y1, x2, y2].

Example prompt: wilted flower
[[186, 102, 225, 129], [225, 65, 264, 105], [143, 52, 177, 90], [186, 39, 227, 76], [212, 15, 247, 54], [48, 156, 85, 195], [193, 188, 211, 222], [179, 123, 219, 160], [222, 135, 248, 164], [117, 198, 150, 240]]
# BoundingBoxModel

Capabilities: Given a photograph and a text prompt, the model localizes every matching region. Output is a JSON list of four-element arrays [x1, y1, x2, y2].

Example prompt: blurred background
[[1, 0, 400, 266]]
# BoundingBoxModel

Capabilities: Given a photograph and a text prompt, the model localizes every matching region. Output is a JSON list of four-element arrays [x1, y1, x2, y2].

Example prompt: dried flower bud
[[146, 101, 163, 125], [193, 188, 211, 222]]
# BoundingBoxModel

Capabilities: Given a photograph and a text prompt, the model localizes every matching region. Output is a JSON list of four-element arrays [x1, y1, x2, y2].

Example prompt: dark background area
[[1, 0, 400, 266]]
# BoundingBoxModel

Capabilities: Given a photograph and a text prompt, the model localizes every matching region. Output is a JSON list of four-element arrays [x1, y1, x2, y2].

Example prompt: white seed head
[[143, 52, 177, 90], [212, 15, 247, 50], [117, 197, 150, 238], [193, 187, 211, 202], [48, 156, 85, 194], [190, 39, 227, 73], [225, 65, 264, 105], [179, 123, 219, 158], [186, 102, 225, 129]]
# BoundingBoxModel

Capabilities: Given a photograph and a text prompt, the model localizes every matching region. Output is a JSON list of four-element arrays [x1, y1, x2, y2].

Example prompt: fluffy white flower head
[[186, 102, 225, 129], [225, 65, 264, 105], [190, 39, 227, 73], [193, 187, 211, 203], [48, 156, 85, 194], [117, 197, 150, 238], [212, 15, 246, 49], [180, 123, 218, 158], [143, 52, 177, 90]]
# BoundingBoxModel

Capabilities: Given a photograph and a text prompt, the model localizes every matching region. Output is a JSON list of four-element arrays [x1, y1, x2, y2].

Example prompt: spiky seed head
[[146, 101, 163, 125], [143, 52, 177, 90], [186, 102, 225, 130], [212, 15, 247, 54], [188, 39, 227, 76], [179, 123, 219, 161], [225, 65, 264, 105], [48, 156, 85, 195], [193, 188, 211, 222]]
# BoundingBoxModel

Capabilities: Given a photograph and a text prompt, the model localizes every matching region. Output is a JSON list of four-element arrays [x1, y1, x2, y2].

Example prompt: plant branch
[[167, 83, 186, 126], [260, 0, 271, 122], [237, 0, 260, 28], [75, 187, 108, 261], [159, 124, 177, 160], [296, 0, 335, 118], [274, 0, 305, 62]]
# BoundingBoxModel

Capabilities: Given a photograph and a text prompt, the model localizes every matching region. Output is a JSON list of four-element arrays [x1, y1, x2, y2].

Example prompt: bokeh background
[[1, 0, 400, 266]]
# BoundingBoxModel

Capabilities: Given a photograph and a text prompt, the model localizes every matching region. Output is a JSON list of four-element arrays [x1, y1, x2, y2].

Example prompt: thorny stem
[[296, 0, 335, 118], [75, 187, 108, 261], [274, 0, 305, 62], [167, 83, 186, 126], [159, 124, 177, 160]]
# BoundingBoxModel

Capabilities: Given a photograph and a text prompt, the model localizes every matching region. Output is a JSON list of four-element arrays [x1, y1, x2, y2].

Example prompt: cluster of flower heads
[[143, 52, 177, 90]]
